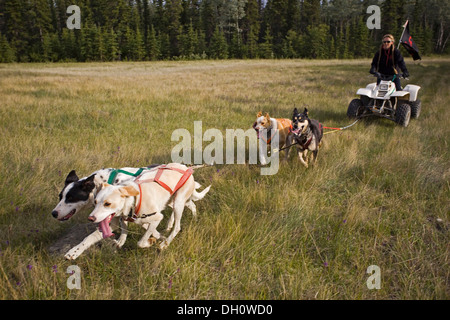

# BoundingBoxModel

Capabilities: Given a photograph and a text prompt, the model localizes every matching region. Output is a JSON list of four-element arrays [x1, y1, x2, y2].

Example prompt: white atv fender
[[403, 84, 421, 102], [391, 84, 421, 102], [391, 90, 410, 99], [356, 83, 377, 97]]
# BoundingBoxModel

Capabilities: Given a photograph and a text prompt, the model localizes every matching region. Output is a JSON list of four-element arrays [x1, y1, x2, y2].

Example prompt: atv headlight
[[379, 84, 388, 90]]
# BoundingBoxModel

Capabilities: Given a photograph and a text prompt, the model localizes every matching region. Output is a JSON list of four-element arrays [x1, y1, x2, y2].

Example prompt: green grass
[[0, 59, 448, 299]]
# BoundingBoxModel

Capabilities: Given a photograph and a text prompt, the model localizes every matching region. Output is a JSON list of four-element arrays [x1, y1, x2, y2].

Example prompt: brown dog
[[253, 112, 293, 165]]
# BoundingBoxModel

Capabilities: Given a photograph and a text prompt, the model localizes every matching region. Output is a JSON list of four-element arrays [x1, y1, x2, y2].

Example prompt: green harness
[[107, 167, 145, 184]]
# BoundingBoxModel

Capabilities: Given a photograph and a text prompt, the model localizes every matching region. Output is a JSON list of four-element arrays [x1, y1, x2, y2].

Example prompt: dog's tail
[[191, 184, 211, 201]]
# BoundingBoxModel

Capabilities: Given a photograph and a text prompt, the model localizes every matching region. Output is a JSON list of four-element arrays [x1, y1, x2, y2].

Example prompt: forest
[[0, 0, 449, 62]]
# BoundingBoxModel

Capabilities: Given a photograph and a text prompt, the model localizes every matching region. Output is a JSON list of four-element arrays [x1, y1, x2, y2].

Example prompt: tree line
[[0, 0, 448, 63]]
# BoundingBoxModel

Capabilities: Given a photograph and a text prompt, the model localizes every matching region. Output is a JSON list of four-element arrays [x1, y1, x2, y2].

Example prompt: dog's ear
[[119, 185, 139, 197], [65, 170, 79, 186], [81, 174, 96, 192], [264, 112, 270, 119], [303, 108, 309, 116], [257, 111, 262, 118], [293, 107, 298, 115]]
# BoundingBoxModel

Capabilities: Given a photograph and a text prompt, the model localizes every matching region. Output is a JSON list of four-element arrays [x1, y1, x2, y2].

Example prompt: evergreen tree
[[134, 27, 145, 60], [80, 22, 97, 61], [352, 17, 369, 58], [3, 0, 31, 61], [306, 24, 330, 59], [200, 0, 216, 44], [166, 0, 183, 57], [381, 0, 406, 39], [0, 32, 16, 62], [158, 32, 171, 59], [209, 25, 228, 59], [246, 26, 259, 58], [60, 29, 72, 61], [154, 0, 168, 35], [258, 26, 273, 58], [229, 29, 245, 58], [179, 20, 198, 58], [196, 29, 207, 57], [146, 25, 160, 61], [301, 0, 321, 33], [104, 28, 119, 61], [242, 0, 261, 46], [283, 29, 301, 58], [264, 0, 289, 57]]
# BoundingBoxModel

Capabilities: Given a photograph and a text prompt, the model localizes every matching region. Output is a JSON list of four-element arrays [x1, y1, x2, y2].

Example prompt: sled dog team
[[53, 107, 323, 260]]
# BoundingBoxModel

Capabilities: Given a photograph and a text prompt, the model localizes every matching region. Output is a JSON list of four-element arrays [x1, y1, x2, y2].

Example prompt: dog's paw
[[113, 238, 126, 248], [148, 236, 157, 246], [158, 240, 169, 250], [137, 236, 157, 248], [64, 247, 82, 260]]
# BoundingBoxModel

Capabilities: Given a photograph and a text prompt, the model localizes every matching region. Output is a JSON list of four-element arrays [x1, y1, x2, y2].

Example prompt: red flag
[[400, 21, 421, 60]]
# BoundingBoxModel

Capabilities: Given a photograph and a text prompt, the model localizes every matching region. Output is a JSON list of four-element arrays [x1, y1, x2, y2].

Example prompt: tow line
[[273, 116, 364, 153], [323, 117, 362, 135]]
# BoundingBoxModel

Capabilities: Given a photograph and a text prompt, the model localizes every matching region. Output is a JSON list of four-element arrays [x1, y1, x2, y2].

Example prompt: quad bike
[[347, 74, 421, 127]]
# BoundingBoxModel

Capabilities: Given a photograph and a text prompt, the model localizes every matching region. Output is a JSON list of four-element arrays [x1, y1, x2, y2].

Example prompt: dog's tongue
[[99, 214, 115, 239]]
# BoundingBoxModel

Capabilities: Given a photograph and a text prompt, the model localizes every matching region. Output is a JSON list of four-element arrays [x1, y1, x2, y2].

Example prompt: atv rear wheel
[[410, 99, 421, 119], [395, 103, 411, 127], [347, 99, 365, 119]]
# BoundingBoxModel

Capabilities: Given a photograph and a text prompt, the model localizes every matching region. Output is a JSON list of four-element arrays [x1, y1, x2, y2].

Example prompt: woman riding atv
[[370, 34, 409, 91]]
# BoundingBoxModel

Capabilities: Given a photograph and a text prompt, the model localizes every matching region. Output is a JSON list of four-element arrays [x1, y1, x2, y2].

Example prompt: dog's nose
[[51, 210, 59, 219], [88, 216, 96, 222]]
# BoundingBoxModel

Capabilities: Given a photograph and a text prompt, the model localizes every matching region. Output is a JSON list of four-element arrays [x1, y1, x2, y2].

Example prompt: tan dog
[[61, 163, 211, 259], [253, 111, 293, 165]]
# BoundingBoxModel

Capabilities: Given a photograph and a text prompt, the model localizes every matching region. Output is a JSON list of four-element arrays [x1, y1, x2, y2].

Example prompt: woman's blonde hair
[[382, 34, 395, 43]]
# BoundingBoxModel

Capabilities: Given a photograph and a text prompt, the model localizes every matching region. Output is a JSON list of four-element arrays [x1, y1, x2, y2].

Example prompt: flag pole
[[398, 20, 409, 49]]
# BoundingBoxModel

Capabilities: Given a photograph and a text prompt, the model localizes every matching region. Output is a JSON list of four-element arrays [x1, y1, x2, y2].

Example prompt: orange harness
[[128, 165, 193, 221], [259, 118, 293, 144]]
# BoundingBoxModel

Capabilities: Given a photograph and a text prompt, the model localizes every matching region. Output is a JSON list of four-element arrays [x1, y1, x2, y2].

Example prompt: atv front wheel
[[347, 99, 365, 119], [410, 99, 421, 119], [395, 103, 411, 127]]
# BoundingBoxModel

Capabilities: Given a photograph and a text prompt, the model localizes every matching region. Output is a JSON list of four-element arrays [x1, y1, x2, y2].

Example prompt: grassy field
[[0, 58, 448, 300]]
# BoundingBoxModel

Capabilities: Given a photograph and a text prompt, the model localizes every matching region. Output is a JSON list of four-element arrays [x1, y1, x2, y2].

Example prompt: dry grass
[[0, 59, 449, 299]]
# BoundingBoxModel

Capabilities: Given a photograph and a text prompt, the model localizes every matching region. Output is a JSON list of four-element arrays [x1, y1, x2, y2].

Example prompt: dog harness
[[107, 168, 145, 184], [293, 123, 323, 150], [253, 118, 293, 144], [126, 165, 193, 222]]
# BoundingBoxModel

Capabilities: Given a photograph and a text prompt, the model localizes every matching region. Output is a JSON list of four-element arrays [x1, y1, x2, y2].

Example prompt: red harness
[[130, 165, 193, 220]]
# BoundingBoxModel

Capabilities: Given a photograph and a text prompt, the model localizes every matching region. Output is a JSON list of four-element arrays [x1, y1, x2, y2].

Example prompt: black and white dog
[[52, 165, 210, 260], [291, 108, 323, 168], [51, 166, 160, 222]]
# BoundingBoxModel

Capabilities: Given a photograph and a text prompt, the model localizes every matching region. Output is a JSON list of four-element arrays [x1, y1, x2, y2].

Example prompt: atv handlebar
[[372, 73, 409, 81]]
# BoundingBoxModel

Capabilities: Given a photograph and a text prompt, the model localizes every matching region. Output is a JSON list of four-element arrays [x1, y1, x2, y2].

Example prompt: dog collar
[[125, 193, 157, 222], [125, 184, 144, 222]]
